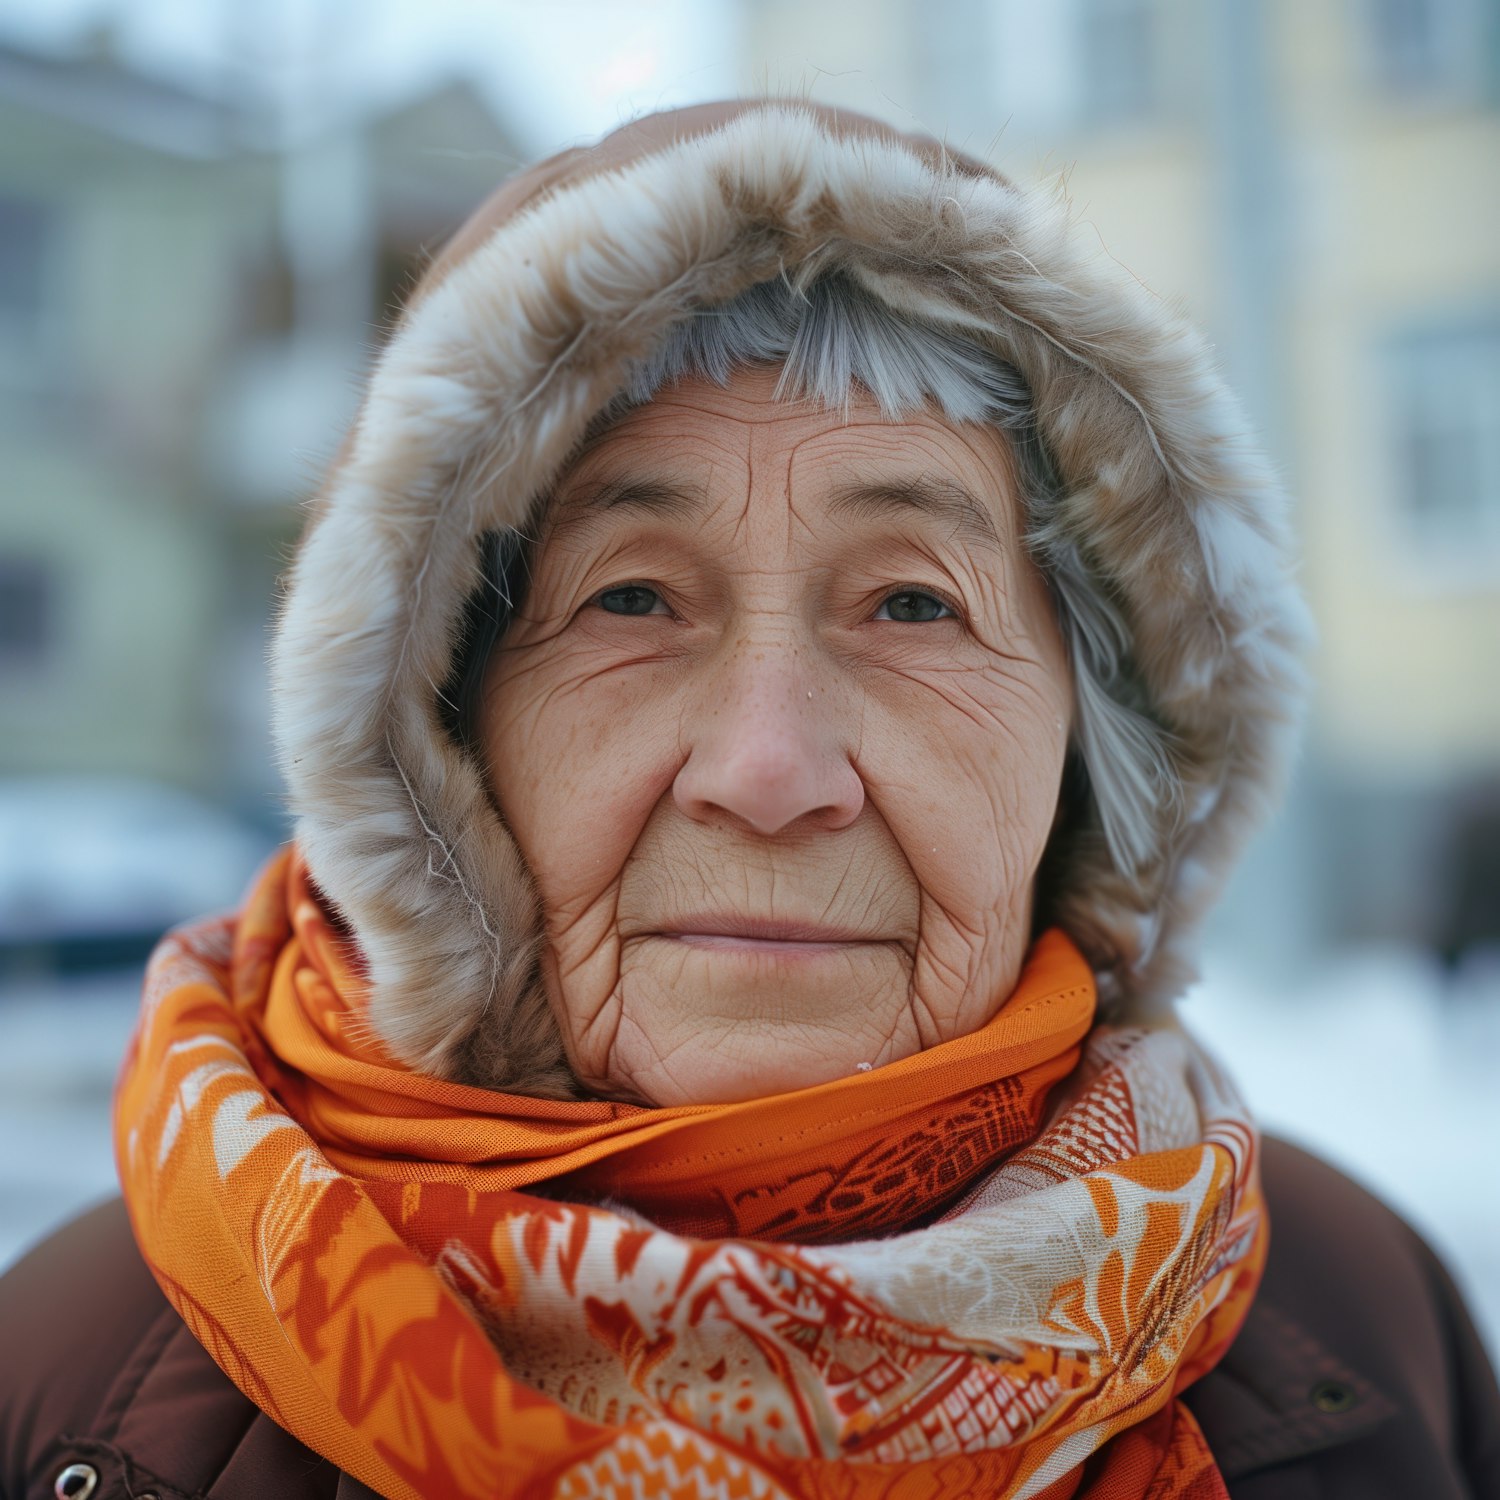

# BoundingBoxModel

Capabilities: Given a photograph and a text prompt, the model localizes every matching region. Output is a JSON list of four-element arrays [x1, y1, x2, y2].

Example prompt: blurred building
[[1, 3, 1496, 963], [0, 32, 527, 831], [741, 0, 1500, 964], [2, 0, 1496, 1354], [0, 37, 268, 800]]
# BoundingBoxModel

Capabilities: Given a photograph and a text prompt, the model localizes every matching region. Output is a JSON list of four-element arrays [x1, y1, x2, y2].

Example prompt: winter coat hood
[[271, 98, 1311, 1096]]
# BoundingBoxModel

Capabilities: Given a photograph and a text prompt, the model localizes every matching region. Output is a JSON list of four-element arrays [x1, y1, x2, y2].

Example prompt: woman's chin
[[615, 1033, 895, 1107], [598, 939, 918, 1106]]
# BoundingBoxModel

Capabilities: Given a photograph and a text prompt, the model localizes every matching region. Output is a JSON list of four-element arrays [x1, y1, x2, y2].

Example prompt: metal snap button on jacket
[[53, 1463, 99, 1499], [1311, 1378, 1360, 1414]]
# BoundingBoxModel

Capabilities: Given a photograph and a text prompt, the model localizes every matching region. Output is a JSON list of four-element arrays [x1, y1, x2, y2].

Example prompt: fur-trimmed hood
[[271, 99, 1311, 1097]]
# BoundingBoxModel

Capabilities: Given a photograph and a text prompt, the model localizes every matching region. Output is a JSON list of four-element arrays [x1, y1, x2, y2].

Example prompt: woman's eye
[[596, 584, 667, 616], [874, 589, 953, 623]]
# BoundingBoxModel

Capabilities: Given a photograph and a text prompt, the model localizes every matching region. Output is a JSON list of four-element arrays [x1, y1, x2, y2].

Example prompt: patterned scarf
[[115, 848, 1265, 1500]]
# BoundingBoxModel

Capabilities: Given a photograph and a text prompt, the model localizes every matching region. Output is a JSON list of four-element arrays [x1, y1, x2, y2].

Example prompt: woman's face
[[481, 364, 1072, 1106]]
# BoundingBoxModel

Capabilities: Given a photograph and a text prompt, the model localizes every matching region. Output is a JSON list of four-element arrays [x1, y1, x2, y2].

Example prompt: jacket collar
[[1186, 1291, 1398, 1480]]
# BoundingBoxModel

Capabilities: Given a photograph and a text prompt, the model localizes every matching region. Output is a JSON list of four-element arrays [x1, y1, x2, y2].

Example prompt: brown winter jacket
[[2, 1137, 1497, 1499]]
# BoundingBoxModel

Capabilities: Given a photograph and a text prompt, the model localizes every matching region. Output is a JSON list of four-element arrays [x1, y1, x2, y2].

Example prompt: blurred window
[[987, 1, 1079, 135], [1366, 0, 1496, 100], [0, 555, 55, 670], [1077, 0, 1157, 125], [1386, 323, 1500, 563], [989, 0, 1162, 136], [911, 0, 1002, 144], [0, 195, 55, 355]]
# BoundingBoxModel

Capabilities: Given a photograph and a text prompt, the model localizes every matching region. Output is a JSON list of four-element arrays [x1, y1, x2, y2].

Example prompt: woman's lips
[[655, 916, 878, 956], [671, 933, 857, 955]]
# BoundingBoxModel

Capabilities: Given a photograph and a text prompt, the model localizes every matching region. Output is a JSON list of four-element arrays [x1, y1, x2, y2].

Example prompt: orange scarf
[[115, 849, 1264, 1500]]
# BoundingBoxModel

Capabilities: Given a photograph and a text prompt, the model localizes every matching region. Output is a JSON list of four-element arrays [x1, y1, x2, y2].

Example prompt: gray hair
[[446, 273, 1177, 891]]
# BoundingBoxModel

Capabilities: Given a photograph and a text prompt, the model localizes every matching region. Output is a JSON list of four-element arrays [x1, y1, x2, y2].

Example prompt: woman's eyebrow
[[550, 476, 708, 530], [823, 477, 1006, 554]]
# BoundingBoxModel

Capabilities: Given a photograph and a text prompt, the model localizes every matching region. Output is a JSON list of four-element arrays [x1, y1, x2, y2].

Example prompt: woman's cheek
[[501, 653, 685, 914], [860, 667, 1065, 915], [863, 724, 1007, 920]]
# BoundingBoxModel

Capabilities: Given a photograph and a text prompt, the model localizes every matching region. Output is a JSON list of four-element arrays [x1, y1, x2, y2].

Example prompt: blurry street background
[[1, 0, 1497, 1356]]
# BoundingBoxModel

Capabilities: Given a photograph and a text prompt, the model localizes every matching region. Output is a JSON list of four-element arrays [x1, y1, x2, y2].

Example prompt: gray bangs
[[621, 273, 1034, 427], [448, 273, 1179, 899]]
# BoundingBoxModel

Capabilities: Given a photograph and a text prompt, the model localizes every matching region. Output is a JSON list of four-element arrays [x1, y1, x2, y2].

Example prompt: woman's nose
[[672, 645, 864, 836]]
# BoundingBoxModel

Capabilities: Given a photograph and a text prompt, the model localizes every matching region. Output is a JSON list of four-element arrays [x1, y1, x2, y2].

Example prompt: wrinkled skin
[[481, 365, 1072, 1106]]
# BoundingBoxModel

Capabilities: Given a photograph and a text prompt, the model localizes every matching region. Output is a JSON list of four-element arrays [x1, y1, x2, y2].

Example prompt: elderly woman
[[2, 102, 1496, 1500]]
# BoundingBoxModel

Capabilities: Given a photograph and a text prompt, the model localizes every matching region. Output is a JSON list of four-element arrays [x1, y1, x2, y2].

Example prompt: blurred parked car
[[0, 777, 276, 976]]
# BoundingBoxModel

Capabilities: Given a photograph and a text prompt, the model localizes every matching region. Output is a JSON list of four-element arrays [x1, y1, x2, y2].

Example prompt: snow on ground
[[0, 970, 140, 1273], [1180, 943, 1500, 1361], [2, 947, 1497, 1361]]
